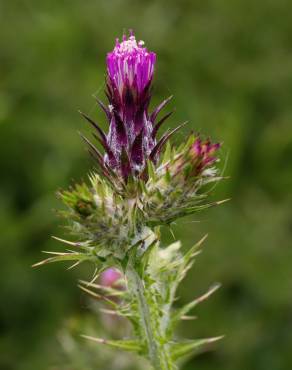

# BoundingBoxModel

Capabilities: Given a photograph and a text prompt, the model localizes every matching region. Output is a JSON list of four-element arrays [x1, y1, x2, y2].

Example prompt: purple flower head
[[80, 33, 182, 182], [100, 268, 121, 287], [106, 33, 156, 105], [191, 138, 220, 175]]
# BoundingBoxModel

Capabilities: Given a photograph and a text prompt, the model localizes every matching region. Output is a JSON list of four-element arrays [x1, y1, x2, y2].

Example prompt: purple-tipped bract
[[191, 138, 221, 175]]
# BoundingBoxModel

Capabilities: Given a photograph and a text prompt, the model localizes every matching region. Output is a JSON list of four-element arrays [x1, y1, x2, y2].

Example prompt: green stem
[[126, 263, 175, 370]]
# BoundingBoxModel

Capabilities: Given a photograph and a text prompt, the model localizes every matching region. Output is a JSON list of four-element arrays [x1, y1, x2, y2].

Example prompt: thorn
[[78, 282, 117, 307], [78, 284, 103, 300], [194, 234, 208, 249], [189, 250, 202, 258], [51, 236, 82, 247], [87, 270, 100, 287], [169, 226, 176, 240], [81, 335, 107, 344], [181, 315, 197, 320], [215, 198, 231, 205], [206, 335, 225, 343], [67, 260, 82, 270], [78, 280, 123, 296], [194, 283, 221, 304], [78, 110, 107, 142], [42, 251, 67, 255], [99, 308, 122, 316], [150, 121, 188, 160], [31, 260, 46, 268], [150, 95, 173, 122], [152, 111, 174, 138]]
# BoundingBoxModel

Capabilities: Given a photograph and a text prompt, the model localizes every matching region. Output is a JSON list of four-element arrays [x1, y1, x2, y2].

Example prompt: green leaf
[[81, 335, 144, 354], [139, 239, 158, 275], [171, 336, 224, 360], [181, 234, 208, 270], [51, 236, 92, 251], [171, 283, 221, 326], [32, 252, 91, 267], [78, 279, 125, 297], [147, 160, 156, 180], [162, 140, 172, 162]]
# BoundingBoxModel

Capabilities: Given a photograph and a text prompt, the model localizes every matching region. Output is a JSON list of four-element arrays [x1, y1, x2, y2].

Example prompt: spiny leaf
[[81, 335, 143, 353], [51, 236, 91, 250], [171, 336, 224, 360], [78, 283, 119, 309], [171, 283, 221, 324], [78, 279, 125, 297], [67, 260, 83, 270], [32, 252, 89, 268], [183, 234, 208, 264], [98, 308, 129, 317]]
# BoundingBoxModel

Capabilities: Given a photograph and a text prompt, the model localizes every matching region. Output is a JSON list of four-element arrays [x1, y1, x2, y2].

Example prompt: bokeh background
[[1, 0, 292, 369]]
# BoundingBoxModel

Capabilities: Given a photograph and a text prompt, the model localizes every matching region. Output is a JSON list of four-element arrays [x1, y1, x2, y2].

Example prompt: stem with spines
[[126, 262, 175, 370]]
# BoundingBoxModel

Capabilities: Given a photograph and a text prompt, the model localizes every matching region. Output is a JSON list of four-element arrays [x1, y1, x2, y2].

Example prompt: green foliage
[[78, 236, 221, 369], [55, 311, 149, 370]]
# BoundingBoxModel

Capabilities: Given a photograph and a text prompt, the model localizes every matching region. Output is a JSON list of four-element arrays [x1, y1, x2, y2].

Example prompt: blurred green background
[[1, 0, 292, 369]]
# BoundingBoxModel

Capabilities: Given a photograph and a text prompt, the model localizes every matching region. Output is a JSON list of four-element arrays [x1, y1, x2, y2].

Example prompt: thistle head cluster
[[36, 31, 224, 269], [46, 133, 221, 268]]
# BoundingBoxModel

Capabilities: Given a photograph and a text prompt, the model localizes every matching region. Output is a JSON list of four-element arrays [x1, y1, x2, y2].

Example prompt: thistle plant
[[35, 32, 226, 370]]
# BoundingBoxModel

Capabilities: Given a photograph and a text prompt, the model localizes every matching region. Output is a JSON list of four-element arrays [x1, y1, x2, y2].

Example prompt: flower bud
[[143, 135, 221, 225], [100, 268, 122, 287], [80, 32, 175, 182], [190, 138, 221, 176], [106, 33, 156, 106], [105, 33, 157, 178]]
